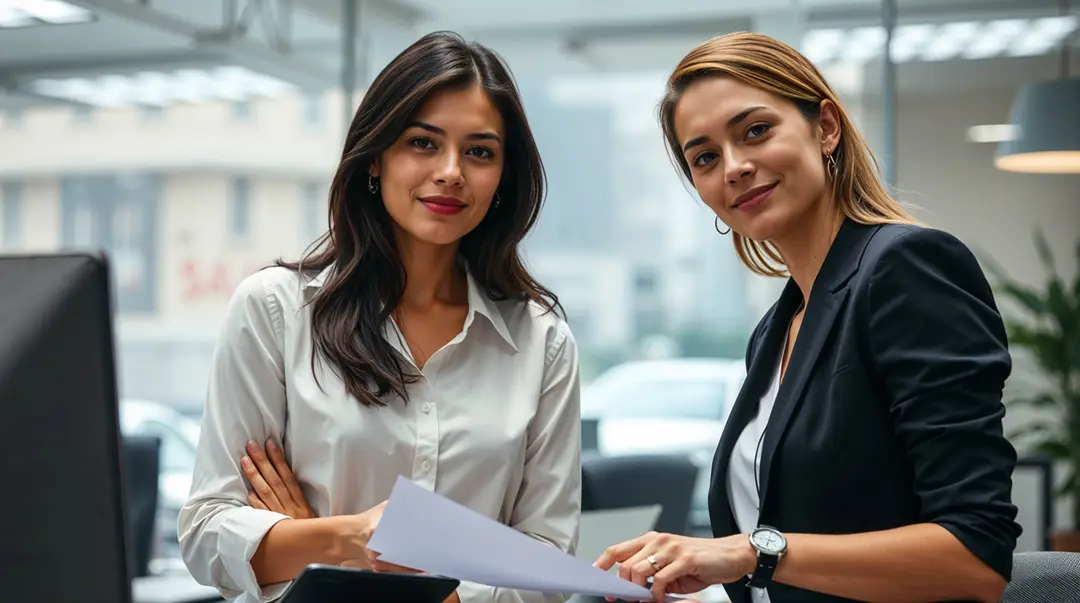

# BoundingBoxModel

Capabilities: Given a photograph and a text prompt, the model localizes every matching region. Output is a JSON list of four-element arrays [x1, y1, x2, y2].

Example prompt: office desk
[[133, 573, 223, 603]]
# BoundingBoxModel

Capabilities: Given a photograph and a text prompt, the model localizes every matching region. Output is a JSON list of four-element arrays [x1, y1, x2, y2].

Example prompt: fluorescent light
[[803, 16, 1079, 66], [1008, 16, 1078, 57], [0, 0, 92, 28], [29, 66, 297, 108], [890, 24, 934, 63], [921, 21, 980, 61], [967, 124, 1019, 143]]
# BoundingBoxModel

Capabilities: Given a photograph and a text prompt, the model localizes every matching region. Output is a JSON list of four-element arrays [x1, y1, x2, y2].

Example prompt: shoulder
[[228, 265, 308, 318], [861, 223, 978, 274], [500, 298, 577, 365]]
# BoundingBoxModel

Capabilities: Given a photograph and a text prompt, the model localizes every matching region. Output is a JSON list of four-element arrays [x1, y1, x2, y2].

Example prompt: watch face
[[752, 528, 786, 554]]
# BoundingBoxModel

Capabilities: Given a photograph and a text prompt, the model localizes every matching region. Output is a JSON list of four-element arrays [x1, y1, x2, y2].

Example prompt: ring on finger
[[647, 554, 662, 571]]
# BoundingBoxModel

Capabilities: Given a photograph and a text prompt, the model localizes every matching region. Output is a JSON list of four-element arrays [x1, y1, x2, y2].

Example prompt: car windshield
[[583, 376, 728, 421]]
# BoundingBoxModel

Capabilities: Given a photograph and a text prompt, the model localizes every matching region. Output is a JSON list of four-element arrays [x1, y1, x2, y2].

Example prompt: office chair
[[1000, 551, 1080, 603], [581, 453, 699, 536], [122, 435, 161, 579]]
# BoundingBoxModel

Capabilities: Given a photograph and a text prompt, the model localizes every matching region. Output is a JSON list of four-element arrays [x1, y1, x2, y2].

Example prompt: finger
[[247, 492, 269, 511], [651, 558, 690, 603], [625, 551, 659, 587], [371, 559, 423, 573], [246, 441, 296, 510], [241, 455, 284, 512], [595, 534, 649, 571], [265, 438, 308, 513]]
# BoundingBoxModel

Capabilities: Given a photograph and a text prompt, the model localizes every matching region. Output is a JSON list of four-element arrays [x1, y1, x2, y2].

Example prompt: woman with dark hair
[[179, 31, 581, 603]]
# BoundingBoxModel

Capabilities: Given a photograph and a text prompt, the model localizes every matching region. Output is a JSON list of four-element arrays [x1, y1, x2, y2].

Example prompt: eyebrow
[[680, 105, 768, 153], [407, 121, 502, 143]]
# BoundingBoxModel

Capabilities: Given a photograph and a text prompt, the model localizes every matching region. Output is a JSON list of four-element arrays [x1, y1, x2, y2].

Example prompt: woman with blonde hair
[[595, 32, 1020, 603]]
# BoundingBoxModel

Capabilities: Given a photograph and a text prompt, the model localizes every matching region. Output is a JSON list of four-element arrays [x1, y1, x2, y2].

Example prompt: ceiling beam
[[63, 0, 336, 88]]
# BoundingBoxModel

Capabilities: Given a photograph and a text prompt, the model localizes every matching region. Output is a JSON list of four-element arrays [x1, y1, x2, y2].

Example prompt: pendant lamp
[[996, 3, 1080, 174]]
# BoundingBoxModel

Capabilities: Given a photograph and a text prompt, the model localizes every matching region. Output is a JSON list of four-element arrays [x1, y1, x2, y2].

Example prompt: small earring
[[493, 193, 501, 208], [714, 216, 730, 235], [825, 152, 838, 180], [368, 175, 379, 194]]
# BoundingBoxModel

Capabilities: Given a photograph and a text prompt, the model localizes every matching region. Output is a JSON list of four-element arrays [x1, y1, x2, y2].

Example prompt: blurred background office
[[1, 1, 1078, 601]]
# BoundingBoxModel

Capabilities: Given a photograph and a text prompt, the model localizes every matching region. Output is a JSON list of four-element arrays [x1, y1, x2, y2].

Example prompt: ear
[[368, 160, 380, 179], [817, 99, 842, 155]]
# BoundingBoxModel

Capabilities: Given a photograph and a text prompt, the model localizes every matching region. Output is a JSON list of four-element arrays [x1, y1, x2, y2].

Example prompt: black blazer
[[709, 219, 1022, 603]]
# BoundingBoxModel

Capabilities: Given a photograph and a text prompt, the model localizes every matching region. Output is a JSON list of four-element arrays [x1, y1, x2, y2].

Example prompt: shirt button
[[421, 460, 432, 472], [421, 402, 432, 414]]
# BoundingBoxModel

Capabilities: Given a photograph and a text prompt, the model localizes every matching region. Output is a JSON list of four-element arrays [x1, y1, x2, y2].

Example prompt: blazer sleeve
[[864, 227, 1021, 581]]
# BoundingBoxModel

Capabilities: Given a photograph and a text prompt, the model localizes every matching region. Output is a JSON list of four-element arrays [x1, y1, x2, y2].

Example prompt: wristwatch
[[747, 526, 787, 589]]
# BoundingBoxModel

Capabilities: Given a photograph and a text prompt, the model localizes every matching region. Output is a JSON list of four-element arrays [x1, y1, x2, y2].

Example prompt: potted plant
[[984, 232, 1080, 552]]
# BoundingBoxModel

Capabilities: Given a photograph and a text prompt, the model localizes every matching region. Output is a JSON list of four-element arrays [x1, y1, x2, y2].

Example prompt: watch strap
[[747, 551, 779, 588]]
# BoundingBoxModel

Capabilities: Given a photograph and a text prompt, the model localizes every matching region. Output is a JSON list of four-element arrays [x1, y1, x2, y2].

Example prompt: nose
[[434, 152, 464, 187], [724, 150, 754, 185]]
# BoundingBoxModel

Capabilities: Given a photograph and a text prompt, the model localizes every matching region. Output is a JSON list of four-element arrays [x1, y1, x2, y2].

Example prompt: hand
[[345, 501, 425, 575], [594, 531, 757, 603], [241, 439, 317, 519]]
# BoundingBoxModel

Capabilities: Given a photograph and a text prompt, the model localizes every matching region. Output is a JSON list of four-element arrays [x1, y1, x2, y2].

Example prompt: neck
[[395, 235, 466, 309], [772, 200, 845, 304]]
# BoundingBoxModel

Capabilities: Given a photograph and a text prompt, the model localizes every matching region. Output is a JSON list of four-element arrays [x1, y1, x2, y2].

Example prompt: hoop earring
[[825, 152, 838, 180], [714, 216, 730, 235], [368, 175, 379, 194], [493, 192, 501, 209]]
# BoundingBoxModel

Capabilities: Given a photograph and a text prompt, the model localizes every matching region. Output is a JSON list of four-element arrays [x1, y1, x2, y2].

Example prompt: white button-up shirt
[[178, 263, 582, 603]]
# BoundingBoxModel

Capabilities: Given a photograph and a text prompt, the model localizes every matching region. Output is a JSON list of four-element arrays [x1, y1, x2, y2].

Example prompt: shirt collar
[[302, 261, 518, 352]]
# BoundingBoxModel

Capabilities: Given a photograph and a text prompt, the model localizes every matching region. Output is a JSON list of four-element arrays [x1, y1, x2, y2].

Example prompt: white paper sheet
[[368, 475, 682, 602]]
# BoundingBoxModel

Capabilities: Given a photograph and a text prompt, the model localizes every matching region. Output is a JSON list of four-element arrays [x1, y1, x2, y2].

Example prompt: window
[[231, 177, 251, 238], [301, 181, 324, 242], [232, 100, 252, 121], [303, 92, 323, 126], [1, 182, 23, 247]]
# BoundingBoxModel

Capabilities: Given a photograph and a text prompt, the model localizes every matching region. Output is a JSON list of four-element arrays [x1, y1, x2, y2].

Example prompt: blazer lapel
[[756, 219, 876, 510], [709, 281, 802, 536]]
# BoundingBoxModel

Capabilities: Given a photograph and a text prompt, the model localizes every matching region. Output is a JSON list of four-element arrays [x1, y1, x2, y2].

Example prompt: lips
[[419, 195, 466, 216], [733, 182, 778, 209]]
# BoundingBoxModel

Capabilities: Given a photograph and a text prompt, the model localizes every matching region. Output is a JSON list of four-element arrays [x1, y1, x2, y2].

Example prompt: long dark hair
[[276, 31, 558, 408]]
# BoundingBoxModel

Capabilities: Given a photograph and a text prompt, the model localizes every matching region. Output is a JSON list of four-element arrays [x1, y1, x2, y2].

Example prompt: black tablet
[[280, 564, 461, 603]]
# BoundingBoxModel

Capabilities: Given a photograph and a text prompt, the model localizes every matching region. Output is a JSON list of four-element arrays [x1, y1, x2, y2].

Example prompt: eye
[[467, 146, 495, 159], [409, 137, 436, 150], [746, 123, 771, 140], [692, 150, 718, 168]]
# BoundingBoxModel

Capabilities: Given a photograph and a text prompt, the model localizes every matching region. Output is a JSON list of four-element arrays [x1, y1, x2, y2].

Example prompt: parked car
[[118, 398, 200, 562], [581, 358, 746, 532]]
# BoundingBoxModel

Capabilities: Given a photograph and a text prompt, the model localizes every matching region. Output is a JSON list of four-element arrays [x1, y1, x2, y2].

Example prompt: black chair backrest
[[121, 435, 160, 579], [581, 418, 599, 452], [1000, 551, 1080, 603], [581, 453, 699, 536]]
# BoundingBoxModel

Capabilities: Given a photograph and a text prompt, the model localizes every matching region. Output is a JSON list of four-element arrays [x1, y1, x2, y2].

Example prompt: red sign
[[179, 258, 266, 302]]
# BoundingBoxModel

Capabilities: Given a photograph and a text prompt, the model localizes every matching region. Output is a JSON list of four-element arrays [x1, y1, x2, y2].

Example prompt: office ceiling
[[0, 0, 1076, 109]]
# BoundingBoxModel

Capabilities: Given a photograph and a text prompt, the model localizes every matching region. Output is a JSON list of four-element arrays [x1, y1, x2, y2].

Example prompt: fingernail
[[266, 439, 278, 452], [246, 440, 257, 451], [241, 456, 252, 469]]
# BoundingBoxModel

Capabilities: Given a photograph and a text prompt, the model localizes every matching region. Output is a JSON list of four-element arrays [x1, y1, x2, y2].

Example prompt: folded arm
[[773, 228, 1020, 603], [179, 272, 359, 600]]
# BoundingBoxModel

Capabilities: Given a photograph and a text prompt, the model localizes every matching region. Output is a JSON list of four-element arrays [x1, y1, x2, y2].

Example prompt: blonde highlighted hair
[[659, 32, 917, 277]]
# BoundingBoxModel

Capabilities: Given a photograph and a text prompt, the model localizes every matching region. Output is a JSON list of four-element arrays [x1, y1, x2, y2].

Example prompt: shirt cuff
[[219, 506, 293, 601]]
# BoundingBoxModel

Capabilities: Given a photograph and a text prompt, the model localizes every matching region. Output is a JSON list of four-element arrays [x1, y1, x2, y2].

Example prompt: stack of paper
[[368, 476, 681, 602]]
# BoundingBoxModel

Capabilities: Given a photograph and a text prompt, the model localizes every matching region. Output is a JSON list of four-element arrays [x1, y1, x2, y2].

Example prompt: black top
[[709, 220, 1022, 603]]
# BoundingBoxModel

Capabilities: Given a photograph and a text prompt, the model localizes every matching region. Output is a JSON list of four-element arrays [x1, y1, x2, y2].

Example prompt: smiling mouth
[[733, 182, 778, 209]]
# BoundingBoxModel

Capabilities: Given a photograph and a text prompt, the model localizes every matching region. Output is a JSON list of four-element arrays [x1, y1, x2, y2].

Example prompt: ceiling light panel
[[29, 67, 297, 108], [802, 16, 1079, 67], [0, 0, 93, 28]]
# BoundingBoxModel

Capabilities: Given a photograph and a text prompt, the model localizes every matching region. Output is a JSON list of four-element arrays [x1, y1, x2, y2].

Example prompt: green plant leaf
[[1057, 467, 1077, 498], [1034, 229, 1056, 273], [1047, 279, 1073, 333], [1034, 440, 1071, 459], [1006, 393, 1062, 410], [994, 283, 1047, 317], [1007, 324, 1069, 374], [1006, 420, 1059, 441]]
